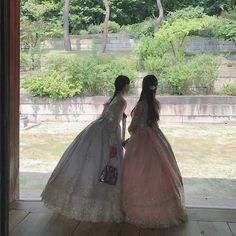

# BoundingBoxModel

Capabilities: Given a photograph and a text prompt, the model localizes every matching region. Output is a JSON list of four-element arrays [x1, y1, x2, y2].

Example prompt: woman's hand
[[109, 146, 117, 158]]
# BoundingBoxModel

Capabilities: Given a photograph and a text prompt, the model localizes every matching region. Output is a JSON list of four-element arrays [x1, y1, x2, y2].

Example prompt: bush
[[166, 6, 207, 23], [211, 18, 236, 42], [137, 8, 214, 65], [159, 61, 192, 95], [22, 54, 137, 99], [79, 30, 89, 35], [126, 18, 155, 39], [221, 9, 236, 21], [88, 24, 103, 34], [137, 37, 169, 61], [189, 55, 220, 94], [20, 48, 41, 71], [87, 21, 120, 34], [22, 69, 83, 99], [196, 10, 236, 41], [108, 21, 120, 33], [144, 56, 168, 75], [219, 84, 236, 96], [159, 55, 220, 95]]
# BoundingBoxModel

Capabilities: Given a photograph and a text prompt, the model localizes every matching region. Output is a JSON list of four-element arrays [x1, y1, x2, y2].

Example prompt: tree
[[154, 0, 164, 32], [102, 0, 110, 53], [63, 0, 71, 51], [156, 7, 215, 58], [138, 7, 216, 75]]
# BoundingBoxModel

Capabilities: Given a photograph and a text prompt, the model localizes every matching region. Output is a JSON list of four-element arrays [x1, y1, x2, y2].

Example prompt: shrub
[[22, 69, 83, 99], [189, 54, 220, 94], [160, 61, 192, 95], [79, 30, 89, 35], [211, 18, 236, 42], [219, 84, 236, 96], [137, 37, 169, 61], [87, 21, 120, 34], [196, 10, 236, 41], [137, 8, 214, 64], [126, 18, 155, 39], [108, 21, 120, 33], [159, 55, 220, 95], [22, 54, 137, 99], [20, 48, 41, 71], [166, 6, 207, 23], [144, 56, 168, 75], [88, 24, 103, 34], [221, 9, 236, 21]]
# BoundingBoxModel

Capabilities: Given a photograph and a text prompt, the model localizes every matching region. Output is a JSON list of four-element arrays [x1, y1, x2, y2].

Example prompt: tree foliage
[[21, 0, 236, 35], [137, 7, 221, 95], [20, 0, 63, 48]]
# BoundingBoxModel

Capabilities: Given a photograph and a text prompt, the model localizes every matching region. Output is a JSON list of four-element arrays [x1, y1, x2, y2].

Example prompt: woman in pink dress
[[121, 75, 187, 228]]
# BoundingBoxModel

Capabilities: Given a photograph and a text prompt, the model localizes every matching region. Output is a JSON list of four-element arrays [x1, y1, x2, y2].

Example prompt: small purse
[[99, 158, 118, 185], [122, 138, 130, 149]]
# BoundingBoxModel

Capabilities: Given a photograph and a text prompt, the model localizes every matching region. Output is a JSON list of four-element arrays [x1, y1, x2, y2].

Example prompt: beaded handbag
[[99, 158, 118, 185]]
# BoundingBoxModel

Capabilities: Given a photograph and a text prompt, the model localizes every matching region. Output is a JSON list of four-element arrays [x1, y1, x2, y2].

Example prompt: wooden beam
[[8, 0, 20, 203], [0, 0, 20, 234]]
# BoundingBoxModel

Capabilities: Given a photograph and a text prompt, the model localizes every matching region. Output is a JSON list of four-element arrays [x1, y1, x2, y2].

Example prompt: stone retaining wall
[[41, 34, 236, 53], [20, 95, 236, 124]]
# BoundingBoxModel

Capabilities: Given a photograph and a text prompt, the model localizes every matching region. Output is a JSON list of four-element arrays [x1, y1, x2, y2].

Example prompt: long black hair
[[108, 75, 130, 104], [133, 74, 160, 126]]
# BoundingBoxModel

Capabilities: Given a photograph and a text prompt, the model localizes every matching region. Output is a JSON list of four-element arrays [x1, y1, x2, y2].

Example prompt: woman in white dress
[[41, 75, 130, 222]]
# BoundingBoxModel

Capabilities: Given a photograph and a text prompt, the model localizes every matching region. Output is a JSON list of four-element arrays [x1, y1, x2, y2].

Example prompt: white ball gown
[[41, 93, 127, 222]]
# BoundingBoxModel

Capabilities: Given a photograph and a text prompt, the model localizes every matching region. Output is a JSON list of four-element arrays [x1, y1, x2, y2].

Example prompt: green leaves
[[212, 18, 236, 42], [166, 6, 207, 23], [137, 7, 221, 96], [156, 13, 215, 57], [22, 53, 137, 99], [219, 84, 236, 96], [125, 18, 155, 39], [159, 55, 220, 95], [85, 21, 120, 35]]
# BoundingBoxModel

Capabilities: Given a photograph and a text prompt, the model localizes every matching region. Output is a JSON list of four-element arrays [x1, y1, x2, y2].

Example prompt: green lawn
[[20, 122, 236, 200]]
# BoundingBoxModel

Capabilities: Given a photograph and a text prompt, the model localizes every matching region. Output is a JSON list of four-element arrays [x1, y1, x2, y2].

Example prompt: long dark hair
[[133, 74, 160, 126], [108, 75, 130, 104]]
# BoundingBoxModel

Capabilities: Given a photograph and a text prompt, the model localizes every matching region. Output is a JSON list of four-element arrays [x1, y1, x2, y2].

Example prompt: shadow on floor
[[20, 172, 236, 201]]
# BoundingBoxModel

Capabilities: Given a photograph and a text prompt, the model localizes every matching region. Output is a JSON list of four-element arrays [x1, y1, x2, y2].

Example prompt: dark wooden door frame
[[8, 0, 20, 204], [0, 0, 10, 234], [0, 0, 20, 234]]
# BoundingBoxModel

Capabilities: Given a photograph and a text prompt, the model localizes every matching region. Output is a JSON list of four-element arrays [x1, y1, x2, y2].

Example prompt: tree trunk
[[102, 0, 110, 53], [63, 0, 71, 51], [154, 0, 164, 33]]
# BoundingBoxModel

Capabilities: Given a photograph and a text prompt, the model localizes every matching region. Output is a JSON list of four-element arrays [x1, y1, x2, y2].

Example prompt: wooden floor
[[9, 201, 236, 236]]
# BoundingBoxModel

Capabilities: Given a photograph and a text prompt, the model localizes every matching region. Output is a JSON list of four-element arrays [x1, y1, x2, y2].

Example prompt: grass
[[20, 122, 236, 200]]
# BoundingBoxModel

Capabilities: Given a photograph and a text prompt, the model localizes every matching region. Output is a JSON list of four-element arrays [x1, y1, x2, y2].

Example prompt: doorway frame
[[0, 0, 20, 234]]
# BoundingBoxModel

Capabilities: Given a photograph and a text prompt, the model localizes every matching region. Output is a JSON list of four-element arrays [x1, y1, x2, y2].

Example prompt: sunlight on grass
[[20, 123, 236, 199]]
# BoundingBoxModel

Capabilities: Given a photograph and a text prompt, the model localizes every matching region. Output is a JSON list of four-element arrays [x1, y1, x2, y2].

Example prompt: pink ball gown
[[121, 100, 187, 228]]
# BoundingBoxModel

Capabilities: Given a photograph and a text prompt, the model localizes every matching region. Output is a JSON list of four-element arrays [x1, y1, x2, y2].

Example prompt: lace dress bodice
[[128, 100, 161, 134], [101, 93, 127, 145], [128, 101, 159, 134]]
